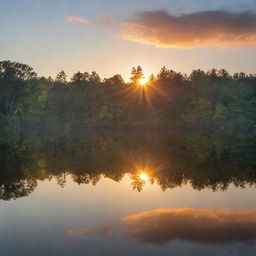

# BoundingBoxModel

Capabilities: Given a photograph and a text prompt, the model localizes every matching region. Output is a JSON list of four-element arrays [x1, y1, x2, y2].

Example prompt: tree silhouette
[[55, 70, 67, 84], [71, 71, 89, 84], [130, 66, 144, 83]]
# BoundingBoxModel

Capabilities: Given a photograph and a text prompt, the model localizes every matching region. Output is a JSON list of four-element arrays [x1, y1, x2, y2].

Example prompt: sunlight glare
[[139, 77, 148, 86], [139, 173, 149, 181]]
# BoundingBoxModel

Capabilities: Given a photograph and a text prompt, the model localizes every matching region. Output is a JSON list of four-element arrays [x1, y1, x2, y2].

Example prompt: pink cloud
[[66, 227, 91, 235], [66, 16, 90, 24], [121, 11, 256, 48]]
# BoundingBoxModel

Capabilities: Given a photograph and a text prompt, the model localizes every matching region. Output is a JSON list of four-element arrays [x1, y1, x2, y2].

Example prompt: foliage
[[0, 61, 48, 129], [0, 60, 255, 132]]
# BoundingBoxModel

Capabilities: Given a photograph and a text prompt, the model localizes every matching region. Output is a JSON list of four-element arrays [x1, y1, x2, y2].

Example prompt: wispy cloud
[[122, 10, 256, 48], [66, 227, 91, 235], [66, 15, 117, 27], [122, 208, 256, 244], [66, 16, 90, 24]]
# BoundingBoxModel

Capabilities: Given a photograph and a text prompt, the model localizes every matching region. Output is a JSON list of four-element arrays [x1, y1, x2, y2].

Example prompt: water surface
[[0, 129, 255, 255]]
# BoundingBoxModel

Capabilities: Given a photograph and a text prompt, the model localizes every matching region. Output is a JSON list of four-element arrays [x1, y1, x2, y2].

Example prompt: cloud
[[66, 227, 91, 235], [66, 16, 90, 24], [66, 15, 117, 27], [122, 208, 256, 244], [121, 11, 256, 48]]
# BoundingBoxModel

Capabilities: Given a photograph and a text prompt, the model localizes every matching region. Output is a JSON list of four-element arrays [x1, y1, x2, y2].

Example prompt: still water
[[0, 129, 255, 255]]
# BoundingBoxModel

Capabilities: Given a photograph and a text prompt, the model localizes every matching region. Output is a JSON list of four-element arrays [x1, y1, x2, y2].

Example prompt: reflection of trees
[[0, 179, 37, 200], [130, 175, 146, 192], [0, 138, 43, 200], [0, 128, 255, 199], [72, 174, 101, 186]]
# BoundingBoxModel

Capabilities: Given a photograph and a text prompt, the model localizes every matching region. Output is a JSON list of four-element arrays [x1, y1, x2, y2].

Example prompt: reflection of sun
[[139, 173, 149, 181], [139, 77, 148, 86]]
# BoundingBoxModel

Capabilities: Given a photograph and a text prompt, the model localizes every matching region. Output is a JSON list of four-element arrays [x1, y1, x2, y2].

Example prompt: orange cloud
[[66, 227, 91, 235], [122, 11, 256, 48], [66, 16, 90, 24], [122, 208, 256, 244]]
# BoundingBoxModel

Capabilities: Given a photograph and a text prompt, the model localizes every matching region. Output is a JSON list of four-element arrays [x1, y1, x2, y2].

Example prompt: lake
[[0, 129, 255, 256]]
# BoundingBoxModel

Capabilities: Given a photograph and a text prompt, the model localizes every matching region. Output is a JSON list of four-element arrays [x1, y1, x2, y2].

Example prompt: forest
[[0, 60, 255, 132]]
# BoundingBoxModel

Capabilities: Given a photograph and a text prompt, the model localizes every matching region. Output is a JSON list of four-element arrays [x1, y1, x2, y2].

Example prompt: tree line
[[0, 60, 255, 131]]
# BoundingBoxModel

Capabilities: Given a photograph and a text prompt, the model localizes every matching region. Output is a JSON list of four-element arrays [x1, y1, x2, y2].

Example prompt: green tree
[[0, 61, 47, 123], [98, 104, 113, 126]]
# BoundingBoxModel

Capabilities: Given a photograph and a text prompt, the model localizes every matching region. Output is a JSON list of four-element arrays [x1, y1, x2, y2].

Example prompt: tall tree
[[55, 70, 67, 84], [71, 71, 90, 84], [130, 66, 144, 84], [0, 61, 46, 118]]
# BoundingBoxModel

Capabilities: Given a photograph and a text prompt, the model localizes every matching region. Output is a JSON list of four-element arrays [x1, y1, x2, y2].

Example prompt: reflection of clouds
[[122, 208, 256, 244], [66, 227, 91, 235]]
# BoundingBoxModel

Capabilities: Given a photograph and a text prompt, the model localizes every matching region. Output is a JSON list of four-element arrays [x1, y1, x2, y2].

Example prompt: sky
[[1, 0, 256, 81]]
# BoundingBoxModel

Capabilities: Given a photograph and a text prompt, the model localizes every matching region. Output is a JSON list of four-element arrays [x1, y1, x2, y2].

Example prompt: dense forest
[[0, 60, 255, 132]]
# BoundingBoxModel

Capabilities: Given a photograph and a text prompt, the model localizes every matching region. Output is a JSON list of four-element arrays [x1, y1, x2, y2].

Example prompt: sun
[[139, 77, 148, 86], [139, 173, 149, 181]]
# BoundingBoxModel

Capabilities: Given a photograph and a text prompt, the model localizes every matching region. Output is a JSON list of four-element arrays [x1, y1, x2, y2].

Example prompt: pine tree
[[55, 70, 67, 84], [130, 66, 144, 84]]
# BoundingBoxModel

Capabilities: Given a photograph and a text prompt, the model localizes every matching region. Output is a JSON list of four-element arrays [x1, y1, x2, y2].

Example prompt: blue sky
[[0, 0, 256, 80]]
